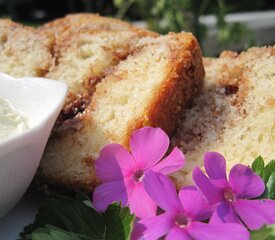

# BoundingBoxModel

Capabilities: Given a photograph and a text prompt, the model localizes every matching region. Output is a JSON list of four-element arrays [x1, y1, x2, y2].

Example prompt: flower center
[[133, 169, 144, 182], [175, 214, 189, 228], [224, 188, 235, 202]]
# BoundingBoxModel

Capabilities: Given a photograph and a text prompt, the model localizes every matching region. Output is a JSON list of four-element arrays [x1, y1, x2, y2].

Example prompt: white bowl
[[0, 73, 67, 217]]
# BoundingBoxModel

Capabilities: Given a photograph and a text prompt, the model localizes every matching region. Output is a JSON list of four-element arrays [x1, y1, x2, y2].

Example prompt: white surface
[[200, 11, 275, 55], [200, 10, 275, 30], [0, 73, 68, 217], [0, 190, 41, 240], [134, 10, 275, 55]]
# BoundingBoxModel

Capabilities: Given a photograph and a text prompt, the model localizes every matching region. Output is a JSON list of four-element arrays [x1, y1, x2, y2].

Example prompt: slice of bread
[[0, 19, 54, 77], [41, 14, 158, 122], [172, 47, 275, 187], [38, 32, 204, 191]]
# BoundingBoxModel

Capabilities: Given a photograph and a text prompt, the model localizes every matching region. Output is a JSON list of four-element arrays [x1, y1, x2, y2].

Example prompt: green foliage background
[[113, 0, 258, 53]]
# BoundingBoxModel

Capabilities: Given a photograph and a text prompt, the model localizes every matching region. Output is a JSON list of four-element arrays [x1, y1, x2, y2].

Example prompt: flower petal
[[132, 213, 174, 240], [204, 152, 227, 180], [95, 144, 136, 182], [151, 147, 185, 175], [130, 127, 169, 169], [229, 164, 265, 198], [192, 167, 224, 205], [188, 222, 250, 240], [233, 199, 275, 230], [128, 182, 157, 218], [143, 170, 182, 212], [93, 179, 129, 211], [179, 186, 214, 221], [210, 200, 241, 224], [165, 227, 192, 240], [131, 220, 147, 240]]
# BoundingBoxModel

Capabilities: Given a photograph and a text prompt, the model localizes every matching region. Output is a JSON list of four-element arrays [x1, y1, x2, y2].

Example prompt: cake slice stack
[[1, 15, 272, 193]]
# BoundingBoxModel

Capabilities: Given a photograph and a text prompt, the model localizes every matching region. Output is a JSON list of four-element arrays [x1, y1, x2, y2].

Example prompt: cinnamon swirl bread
[[172, 47, 275, 187], [38, 32, 204, 191]]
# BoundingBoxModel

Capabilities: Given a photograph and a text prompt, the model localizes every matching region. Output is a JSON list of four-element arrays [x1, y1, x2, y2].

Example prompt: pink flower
[[93, 127, 185, 218], [132, 170, 249, 240], [193, 152, 275, 230]]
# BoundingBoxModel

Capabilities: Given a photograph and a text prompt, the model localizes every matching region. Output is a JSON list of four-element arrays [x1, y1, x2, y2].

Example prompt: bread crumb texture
[[0, 19, 54, 77], [172, 47, 275, 187], [46, 30, 153, 97]]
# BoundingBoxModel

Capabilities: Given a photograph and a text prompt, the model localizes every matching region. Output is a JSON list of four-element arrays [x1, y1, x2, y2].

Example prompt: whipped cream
[[0, 98, 29, 140]]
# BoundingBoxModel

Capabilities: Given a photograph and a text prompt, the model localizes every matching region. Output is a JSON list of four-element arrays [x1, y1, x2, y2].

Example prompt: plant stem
[[115, 0, 136, 19]]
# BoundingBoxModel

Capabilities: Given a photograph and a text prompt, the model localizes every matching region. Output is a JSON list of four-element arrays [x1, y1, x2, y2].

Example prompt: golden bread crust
[[145, 33, 204, 135], [38, 13, 158, 40]]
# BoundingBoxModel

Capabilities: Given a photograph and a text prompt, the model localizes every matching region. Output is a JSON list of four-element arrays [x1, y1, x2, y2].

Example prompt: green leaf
[[250, 225, 275, 240], [251, 156, 265, 176], [21, 195, 105, 239], [252, 157, 275, 200], [266, 172, 275, 200], [20, 195, 135, 240], [262, 160, 275, 183], [103, 203, 135, 240], [27, 225, 94, 240]]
